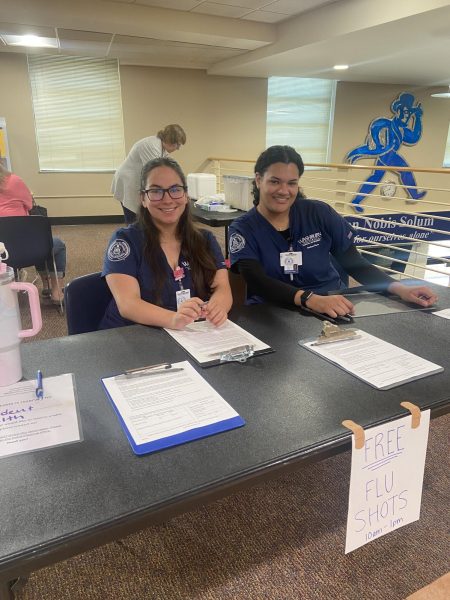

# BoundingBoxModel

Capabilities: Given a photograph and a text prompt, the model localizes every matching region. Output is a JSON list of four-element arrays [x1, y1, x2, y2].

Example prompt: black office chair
[[0, 215, 63, 313], [65, 272, 112, 335]]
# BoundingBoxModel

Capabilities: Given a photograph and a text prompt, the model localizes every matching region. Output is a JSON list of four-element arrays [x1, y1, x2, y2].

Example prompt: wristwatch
[[300, 290, 314, 307]]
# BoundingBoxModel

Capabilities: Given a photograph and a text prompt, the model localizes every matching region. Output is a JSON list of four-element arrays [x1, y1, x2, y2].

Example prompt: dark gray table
[[1, 301, 449, 598], [190, 201, 245, 258]]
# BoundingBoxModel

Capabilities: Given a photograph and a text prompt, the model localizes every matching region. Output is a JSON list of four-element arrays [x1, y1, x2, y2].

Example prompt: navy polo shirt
[[229, 197, 355, 302], [100, 224, 226, 329]]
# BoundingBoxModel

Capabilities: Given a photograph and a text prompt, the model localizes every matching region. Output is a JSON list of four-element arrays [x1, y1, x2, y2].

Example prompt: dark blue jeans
[[36, 236, 66, 276]]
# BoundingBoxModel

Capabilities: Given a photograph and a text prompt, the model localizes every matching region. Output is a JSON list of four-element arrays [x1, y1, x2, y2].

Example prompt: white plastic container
[[187, 173, 217, 199], [223, 175, 254, 211]]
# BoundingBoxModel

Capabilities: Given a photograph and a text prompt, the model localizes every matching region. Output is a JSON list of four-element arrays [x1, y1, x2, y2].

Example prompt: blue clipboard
[[101, 366, 245, 455]]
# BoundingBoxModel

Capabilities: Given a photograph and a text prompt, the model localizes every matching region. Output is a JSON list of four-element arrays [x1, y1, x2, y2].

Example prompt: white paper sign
[[0, 373, 81, 458], [345, 410, 430, 553]]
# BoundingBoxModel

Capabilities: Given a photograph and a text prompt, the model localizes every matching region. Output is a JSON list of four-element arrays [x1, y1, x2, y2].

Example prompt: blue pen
[[36, 370, 44, 399]]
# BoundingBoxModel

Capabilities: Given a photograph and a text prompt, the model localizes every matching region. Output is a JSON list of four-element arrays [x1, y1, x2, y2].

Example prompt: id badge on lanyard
[[173, 266, 191, 308], [280, 239, 302, 280]]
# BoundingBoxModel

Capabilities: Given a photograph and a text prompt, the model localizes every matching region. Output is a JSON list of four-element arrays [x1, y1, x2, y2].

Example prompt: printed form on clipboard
[[164, 319, 273, 367], [102, 361, 245, 455], [299, 323, 443, 390]]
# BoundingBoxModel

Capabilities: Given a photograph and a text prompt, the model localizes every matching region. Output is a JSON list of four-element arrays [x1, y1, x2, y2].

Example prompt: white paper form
[[432, 308, 450, 320], [302, 330, 443, 389], [345, 410, 430, 553], [164, 319, 271, 365], [102, 361, 243, 452], [0, 373, 81, 458]]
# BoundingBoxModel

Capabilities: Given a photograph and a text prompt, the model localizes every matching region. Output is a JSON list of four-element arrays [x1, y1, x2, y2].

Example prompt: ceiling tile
[[208, 0, 270, 8], [191, 3, 250, 18], [134, 0, 204, 9], [241, 10, 287, 23], [267, 0, 332, 15]]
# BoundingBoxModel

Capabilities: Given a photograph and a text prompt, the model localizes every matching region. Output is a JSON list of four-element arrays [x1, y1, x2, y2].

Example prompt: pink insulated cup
[[0, 264, 42, 386]]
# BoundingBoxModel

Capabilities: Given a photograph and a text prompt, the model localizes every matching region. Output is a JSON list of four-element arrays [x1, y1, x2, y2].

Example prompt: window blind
[[28, 54, 125, 172], [266, 77, 336, 166]]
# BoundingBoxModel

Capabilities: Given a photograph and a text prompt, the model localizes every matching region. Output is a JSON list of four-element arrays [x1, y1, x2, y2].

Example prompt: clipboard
[[298, 321, 444, 390], [164, 319, 274, 368], [101, 361, 245, 455]]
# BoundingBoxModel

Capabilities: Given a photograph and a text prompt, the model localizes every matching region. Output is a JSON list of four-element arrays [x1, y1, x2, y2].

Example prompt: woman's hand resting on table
[[307, 293, 354, 318], [388, 282, 438, 307], [299, 293, 355, 318]]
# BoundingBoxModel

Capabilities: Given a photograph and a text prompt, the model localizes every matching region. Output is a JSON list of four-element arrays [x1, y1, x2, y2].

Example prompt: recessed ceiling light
[[431, 85, 450, 98], [1, 34, 58, 48], [333, 64, 349, 70]]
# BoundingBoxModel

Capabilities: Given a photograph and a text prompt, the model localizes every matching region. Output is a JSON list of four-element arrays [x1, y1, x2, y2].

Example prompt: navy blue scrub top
[[229, 197, 355, 303], [100, 224, 226, 329]]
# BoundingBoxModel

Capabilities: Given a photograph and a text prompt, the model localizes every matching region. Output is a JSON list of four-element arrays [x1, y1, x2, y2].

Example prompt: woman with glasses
[[228, 145, 437, 318], [112, 124, 186, 224], [100, 157, 232, 330]]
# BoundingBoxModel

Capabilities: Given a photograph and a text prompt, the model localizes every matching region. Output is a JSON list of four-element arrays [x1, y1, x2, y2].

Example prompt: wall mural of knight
[[345, 93, 426, 213]]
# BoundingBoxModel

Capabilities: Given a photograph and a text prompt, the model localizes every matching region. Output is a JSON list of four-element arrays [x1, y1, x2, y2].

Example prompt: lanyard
[[173, 265, 185, 290]]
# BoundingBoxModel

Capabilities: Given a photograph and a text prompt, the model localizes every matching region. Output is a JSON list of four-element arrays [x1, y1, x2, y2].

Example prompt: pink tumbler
[[0, 264, 42, 386]]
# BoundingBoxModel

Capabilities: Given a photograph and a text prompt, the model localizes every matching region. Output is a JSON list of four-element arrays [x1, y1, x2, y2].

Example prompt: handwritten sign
[[345, 410, 430, 553], [0, 373, 81, 458]]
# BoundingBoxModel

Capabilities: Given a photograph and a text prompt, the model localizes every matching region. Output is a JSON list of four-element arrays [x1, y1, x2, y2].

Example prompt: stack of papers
[[164, 319, 272, 366], [301, 330, 443, 389], [102, 361, 245, 455]]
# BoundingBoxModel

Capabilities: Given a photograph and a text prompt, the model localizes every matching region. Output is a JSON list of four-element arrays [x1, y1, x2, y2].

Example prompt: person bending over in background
[[100, 157, 232, 330], [0, 163, 66, 303], [112, 124, 187, 224], [228, 145, 437, 317]]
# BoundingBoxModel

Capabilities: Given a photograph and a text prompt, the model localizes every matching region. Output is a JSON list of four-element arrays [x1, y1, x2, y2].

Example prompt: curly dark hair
[[252, 145, 305, 206]]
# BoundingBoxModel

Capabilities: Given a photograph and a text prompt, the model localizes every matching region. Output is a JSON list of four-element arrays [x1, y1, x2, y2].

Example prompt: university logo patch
[[298, 232, 322, 247], [107, 239, 130, 261], [229, 232, 246, 253]]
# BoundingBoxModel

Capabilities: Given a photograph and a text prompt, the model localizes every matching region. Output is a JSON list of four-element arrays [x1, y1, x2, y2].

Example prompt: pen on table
[[35, 369, 44, 399], [123, 364, 184, 378], [338, 314, 354, 323], [299, 305, 339, 325]]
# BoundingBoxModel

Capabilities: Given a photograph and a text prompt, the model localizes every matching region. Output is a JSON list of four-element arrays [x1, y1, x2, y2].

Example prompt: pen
[[35, 369, 44, 399], [124, 368, 184, 379], [299, 305, 339, 325], [338, 314, 354, 323]]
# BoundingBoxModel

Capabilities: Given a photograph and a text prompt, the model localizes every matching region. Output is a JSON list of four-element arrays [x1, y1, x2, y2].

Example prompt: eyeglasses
[[142, 185, 187, 202]]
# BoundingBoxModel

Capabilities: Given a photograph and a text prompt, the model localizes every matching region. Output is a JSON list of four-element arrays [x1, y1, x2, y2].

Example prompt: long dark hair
[[137, 157, 217, 305], [252, 145, 305, 206]]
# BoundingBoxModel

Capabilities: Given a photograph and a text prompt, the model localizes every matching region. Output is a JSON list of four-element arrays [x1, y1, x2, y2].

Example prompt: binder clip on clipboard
[[311, 321, 360, 346], [210, 344, 255, 363]]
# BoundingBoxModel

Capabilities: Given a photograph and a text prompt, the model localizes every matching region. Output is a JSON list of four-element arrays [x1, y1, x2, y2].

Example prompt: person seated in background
[[100, 157, 232, 330], [228, 145, 437, 317], [111, 124, 187, 224], [0, 163, 66, 303]]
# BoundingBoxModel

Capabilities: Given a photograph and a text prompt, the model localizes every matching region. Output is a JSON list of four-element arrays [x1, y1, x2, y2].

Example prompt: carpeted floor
[[15, 223, 450, 600]]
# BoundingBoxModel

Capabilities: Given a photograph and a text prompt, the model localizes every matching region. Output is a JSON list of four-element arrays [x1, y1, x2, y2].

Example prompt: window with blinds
[[266, 77, 336, 166], [28, 55, 125, 172], [444, 122, 450, 167]]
